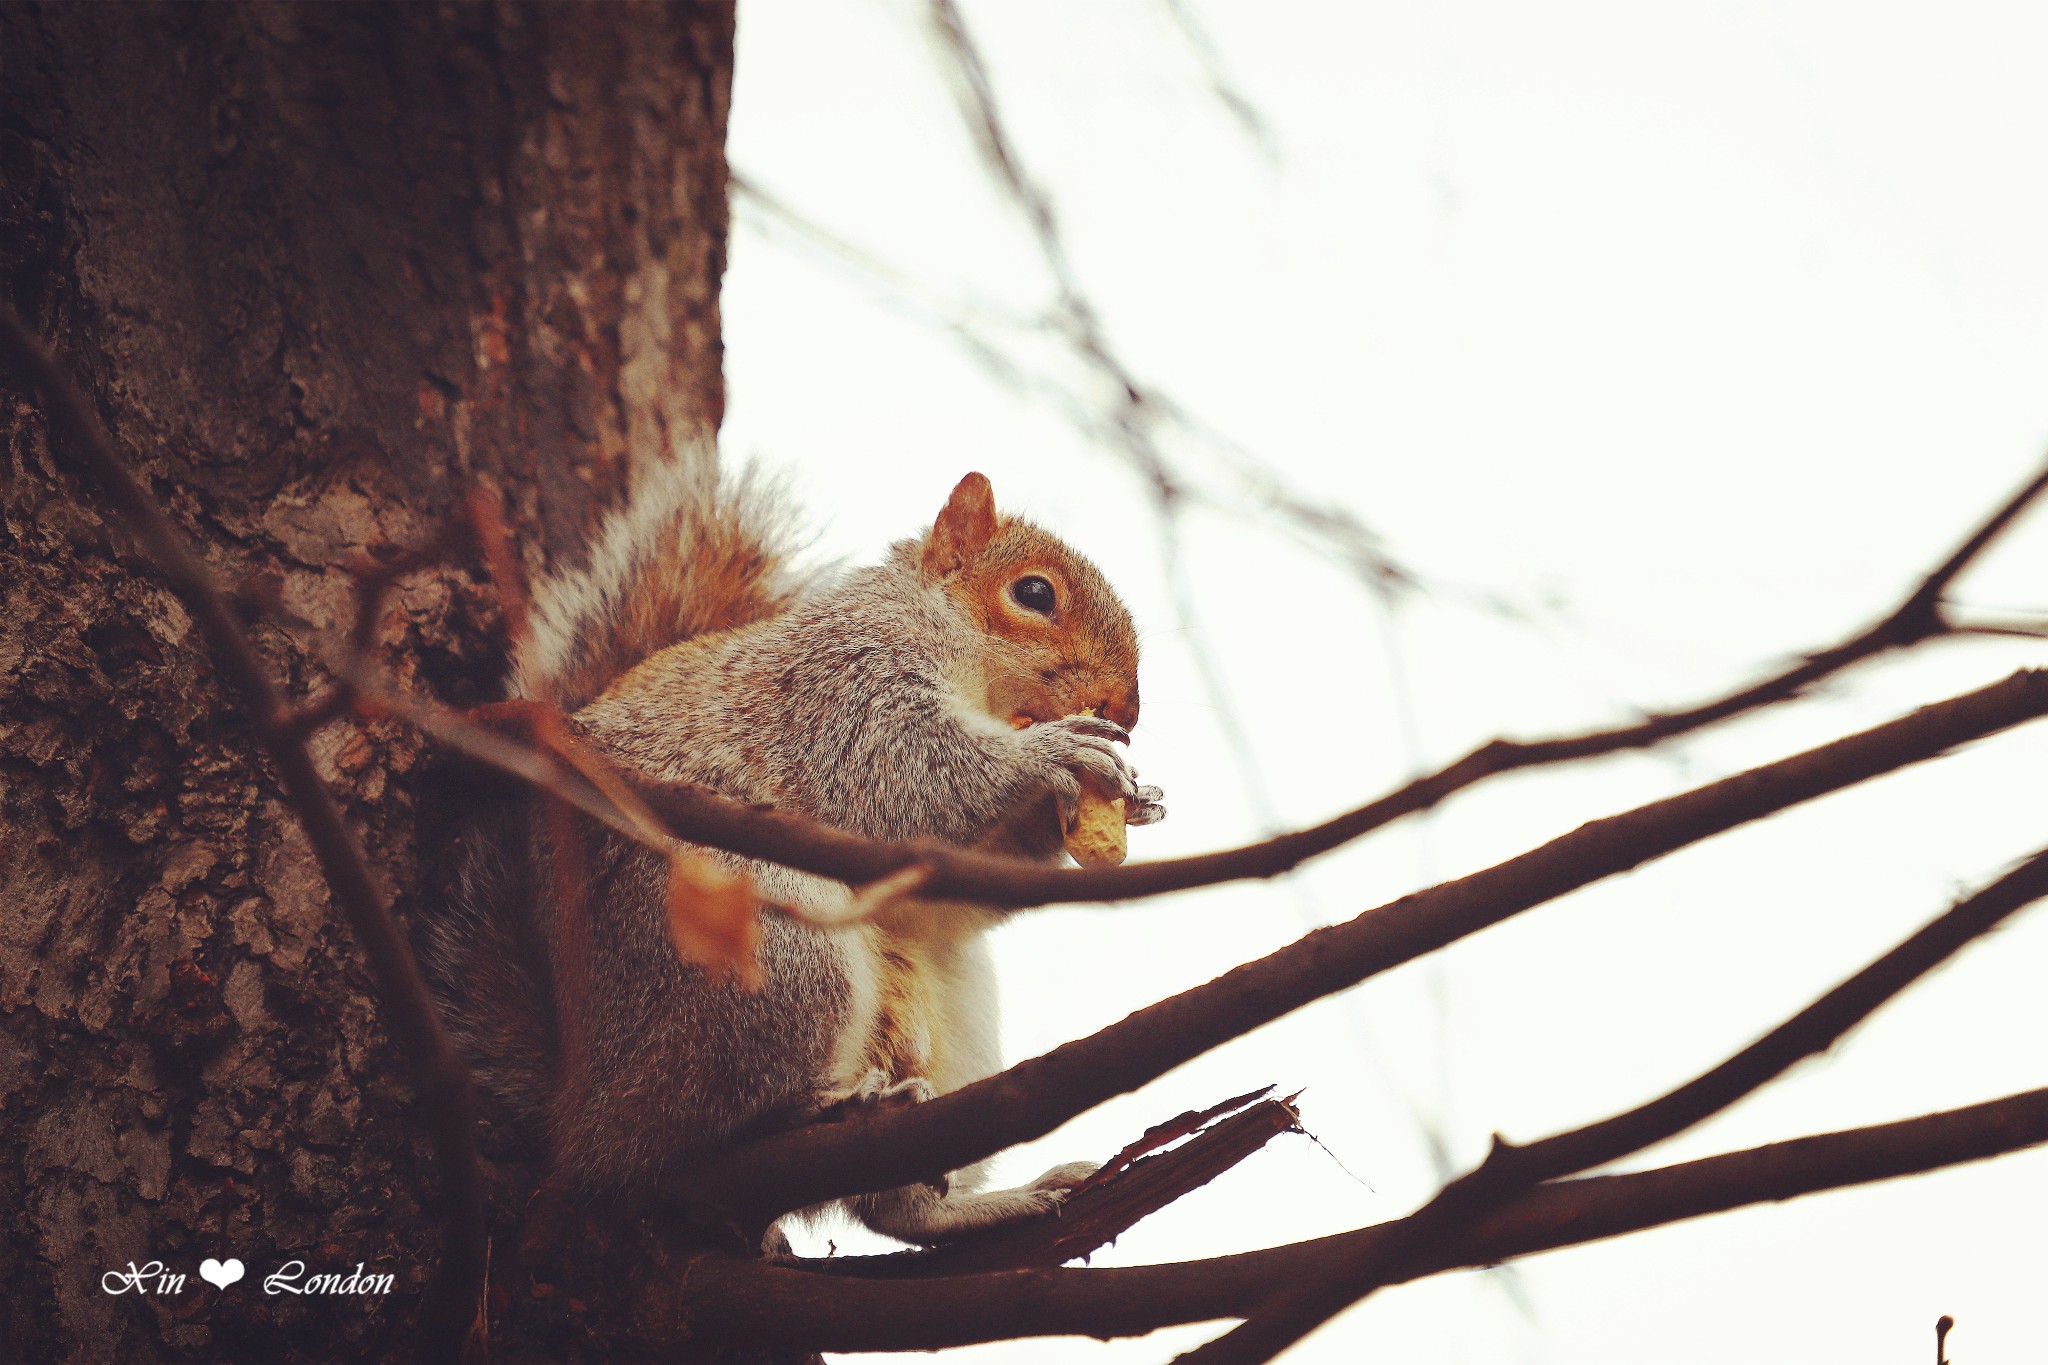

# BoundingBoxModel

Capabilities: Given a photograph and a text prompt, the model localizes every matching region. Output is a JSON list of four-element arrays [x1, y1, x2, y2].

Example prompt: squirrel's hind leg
[[848, 1159, 1098, 1245]]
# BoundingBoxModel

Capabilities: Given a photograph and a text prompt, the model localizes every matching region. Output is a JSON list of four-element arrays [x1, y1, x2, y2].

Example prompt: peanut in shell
[[1065, 790, 1128, 868]]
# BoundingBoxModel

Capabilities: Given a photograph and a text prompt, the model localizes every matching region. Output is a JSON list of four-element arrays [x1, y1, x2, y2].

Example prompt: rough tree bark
[[0, 4, 734, 1360]]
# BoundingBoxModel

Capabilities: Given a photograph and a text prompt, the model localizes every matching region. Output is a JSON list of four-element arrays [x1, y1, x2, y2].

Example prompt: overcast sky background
[[717, 3, 2048, 1360]]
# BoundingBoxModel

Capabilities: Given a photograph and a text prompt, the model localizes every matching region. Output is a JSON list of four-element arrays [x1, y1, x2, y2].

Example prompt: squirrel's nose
[[1096, 694, 1140, 732]]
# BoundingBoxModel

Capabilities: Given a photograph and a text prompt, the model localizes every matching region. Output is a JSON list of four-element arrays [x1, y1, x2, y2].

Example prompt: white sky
[[720, 3, 2048, 1361]]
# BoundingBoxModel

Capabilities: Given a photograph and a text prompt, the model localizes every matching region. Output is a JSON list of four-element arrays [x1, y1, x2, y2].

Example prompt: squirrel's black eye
[[1011, 575, 1056, 615]]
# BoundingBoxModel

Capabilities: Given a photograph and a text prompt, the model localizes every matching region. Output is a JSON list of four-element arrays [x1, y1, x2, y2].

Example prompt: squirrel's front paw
[[1024, 715, 1142, 814]]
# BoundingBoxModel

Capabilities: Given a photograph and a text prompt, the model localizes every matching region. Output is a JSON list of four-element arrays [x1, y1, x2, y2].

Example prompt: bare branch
[[674, 1085, 2048, 1353], [669, 668, 2048, 1224], [1183, 844, 2048, 1363], [1954, 618, 2048, 641], [0, 309, 488, 1353], [1155, 0, 1279, 161]]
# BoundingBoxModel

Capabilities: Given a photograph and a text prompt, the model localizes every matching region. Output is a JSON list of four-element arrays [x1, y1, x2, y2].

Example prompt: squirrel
[[422, 458, 1165, 1245]]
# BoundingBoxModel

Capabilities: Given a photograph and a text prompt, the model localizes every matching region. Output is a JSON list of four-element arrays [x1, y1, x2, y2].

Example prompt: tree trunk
[[0, 3, 734, 1360]]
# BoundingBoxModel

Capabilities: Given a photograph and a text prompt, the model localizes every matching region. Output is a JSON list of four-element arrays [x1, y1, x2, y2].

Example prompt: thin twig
[[1954, 618, 2048, 640], [1155, 0, 1279, 161]]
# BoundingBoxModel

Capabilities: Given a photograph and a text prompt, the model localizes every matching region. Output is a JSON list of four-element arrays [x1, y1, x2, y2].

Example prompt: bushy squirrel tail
[[513, 452, 809, 712]]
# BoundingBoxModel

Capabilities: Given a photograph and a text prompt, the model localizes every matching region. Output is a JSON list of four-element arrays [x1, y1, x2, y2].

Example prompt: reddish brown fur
[[549, 494, 798, 712], [616, 522, 779, 679], [929, 501, 1141, 732]]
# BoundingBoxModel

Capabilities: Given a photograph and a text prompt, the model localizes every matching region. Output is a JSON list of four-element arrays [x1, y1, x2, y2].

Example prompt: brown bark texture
[[0, 3, 734, 1360]]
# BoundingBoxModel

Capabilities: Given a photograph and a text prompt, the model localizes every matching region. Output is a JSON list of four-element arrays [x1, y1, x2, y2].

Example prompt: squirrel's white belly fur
[[753, 866, 1003, 1111]]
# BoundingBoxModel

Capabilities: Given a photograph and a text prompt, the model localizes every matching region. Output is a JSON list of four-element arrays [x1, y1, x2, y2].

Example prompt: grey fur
[[423, 464, 1158, 1244]]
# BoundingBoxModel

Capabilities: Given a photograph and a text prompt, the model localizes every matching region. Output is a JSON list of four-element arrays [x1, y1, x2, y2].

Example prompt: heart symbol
[[199, 1258, 244, 1289]]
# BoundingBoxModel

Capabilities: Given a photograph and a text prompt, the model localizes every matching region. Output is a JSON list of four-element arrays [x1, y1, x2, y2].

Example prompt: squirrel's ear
[[922, 472, 998, 580]]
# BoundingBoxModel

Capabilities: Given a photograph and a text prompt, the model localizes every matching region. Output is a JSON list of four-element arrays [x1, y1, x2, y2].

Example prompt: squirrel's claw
[[1029, 1159, 1102, 1199], [813, 1069, 937, 1122], [1066, 716, 1130, 744], [1127, 785, 1167, 827]]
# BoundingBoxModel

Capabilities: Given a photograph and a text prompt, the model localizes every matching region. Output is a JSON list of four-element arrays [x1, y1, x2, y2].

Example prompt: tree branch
[[669, 668, 2048, 1224], [0, 309, 488, 1356], [1182, 843, 2048, 1363], [673, 1085, 2048, 1352]]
